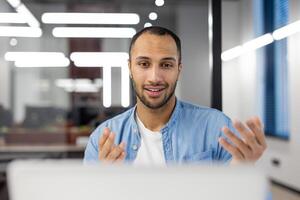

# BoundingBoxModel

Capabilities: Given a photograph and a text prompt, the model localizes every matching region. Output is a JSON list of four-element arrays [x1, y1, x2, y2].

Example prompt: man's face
[[129, 33, 182, 109]]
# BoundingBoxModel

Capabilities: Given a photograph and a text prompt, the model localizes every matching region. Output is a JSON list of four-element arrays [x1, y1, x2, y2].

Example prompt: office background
[[0, 0, 300, 199]]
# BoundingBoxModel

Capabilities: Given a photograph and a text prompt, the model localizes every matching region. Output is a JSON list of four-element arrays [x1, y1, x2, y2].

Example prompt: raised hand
[[98, 127, 126, 163], [219, 116, 267, 164]]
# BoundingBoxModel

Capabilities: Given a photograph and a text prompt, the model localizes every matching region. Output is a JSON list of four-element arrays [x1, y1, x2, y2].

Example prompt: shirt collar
[[128, 98, 182, 132]]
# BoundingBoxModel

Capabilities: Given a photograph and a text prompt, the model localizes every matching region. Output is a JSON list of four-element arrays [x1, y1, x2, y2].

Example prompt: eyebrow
[[135, 56, 177, 62]]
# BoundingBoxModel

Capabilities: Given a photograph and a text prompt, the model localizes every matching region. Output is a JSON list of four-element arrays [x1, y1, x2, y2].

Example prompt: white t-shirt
[[133, 114, 166, 166]]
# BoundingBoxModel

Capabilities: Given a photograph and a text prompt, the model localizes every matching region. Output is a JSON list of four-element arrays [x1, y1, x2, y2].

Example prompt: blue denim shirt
[[84, 100, 235, 164]]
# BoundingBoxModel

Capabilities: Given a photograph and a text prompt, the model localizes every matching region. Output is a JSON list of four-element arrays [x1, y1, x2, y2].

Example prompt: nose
[[148, 65, 163, 83]]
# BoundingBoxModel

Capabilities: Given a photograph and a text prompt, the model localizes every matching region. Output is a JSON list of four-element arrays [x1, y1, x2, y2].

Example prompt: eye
[[161, 62, 173, 69], [137, 61, 150, 68]]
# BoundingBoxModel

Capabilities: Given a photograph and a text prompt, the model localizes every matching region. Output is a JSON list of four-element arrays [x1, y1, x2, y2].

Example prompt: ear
[[178, 63, 182, 73], [177, 63, 182, 80]]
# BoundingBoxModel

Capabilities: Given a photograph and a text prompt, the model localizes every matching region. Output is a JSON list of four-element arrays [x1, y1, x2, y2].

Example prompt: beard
[[132, 79, 177, 110]]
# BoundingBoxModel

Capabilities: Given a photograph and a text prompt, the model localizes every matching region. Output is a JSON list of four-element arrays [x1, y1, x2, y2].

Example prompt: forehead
[[131, 33, 178, 58]]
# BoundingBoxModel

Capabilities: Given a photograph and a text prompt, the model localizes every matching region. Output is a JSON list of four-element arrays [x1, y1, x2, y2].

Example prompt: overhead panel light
[[10, 38, 18, 46], [6, 0, 21, 8], [0, 13, 27, 23], [55, 78, 102, 93], [242, 33, 273, 51], [42, 13, 140, 25], [0, 26, 42, 37], [52, 27, 136, 38], [70, 52, 129, 67], [221, 46, 243, 61], [121, 67, 130, 108], [155, 0, 165, 7], [70, 52, 130, 108], [222, 20, 300, 62], [273, 20, 300, 40], [5, 52, 69, 67], [5, 52, 66, 61], [16, 4, 40, 27], [149, 12, 158, 21], [103, 66, 112, 108], [14, 58, 70, 67], [222, 34, 273, 62], [144, 22, 152, 28]]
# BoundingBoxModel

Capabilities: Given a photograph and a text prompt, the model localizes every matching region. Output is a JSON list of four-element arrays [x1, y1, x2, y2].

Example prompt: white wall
[[222, 0, 300, 191]]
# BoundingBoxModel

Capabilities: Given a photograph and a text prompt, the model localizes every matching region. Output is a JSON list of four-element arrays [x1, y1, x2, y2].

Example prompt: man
[[84, 26, 266, 165]]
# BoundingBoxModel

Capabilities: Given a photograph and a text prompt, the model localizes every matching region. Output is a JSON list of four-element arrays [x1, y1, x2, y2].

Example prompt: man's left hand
[[218, 116, 267, 164]]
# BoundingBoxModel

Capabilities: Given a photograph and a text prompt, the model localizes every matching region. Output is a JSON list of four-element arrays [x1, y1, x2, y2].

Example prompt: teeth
[[147, 88, 161, 92]]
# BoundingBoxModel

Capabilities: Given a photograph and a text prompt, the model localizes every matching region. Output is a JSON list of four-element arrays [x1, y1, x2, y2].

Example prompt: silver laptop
[[7, 160, 268, 200]]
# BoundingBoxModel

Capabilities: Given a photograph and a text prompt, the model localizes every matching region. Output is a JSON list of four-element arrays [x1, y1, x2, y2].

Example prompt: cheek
[[166, 71, 179, 83]]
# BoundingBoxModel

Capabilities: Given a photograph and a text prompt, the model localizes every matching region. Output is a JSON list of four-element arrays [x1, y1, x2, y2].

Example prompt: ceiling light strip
[[0, 26, 42, 37], [42, 13, 140, 25], [52, 27, 136, 38], [0, 13, 27, 23]]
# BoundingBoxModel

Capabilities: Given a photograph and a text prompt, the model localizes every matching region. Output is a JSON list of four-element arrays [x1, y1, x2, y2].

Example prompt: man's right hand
[[98, 127, 126, 163]]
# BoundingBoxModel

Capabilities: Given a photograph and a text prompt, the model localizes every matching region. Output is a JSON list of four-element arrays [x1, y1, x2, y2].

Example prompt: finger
[[222, 127, 252, 158], [107, 142, 126, 161], [107, 146, 124, 161], [99, 132, 115, 160], [115, 152, 126, 162], [233, 120, 260, 151], [253, 116, 263, 129], [98, 127, 110, 150], [246, 118, 267, 148], [218, 137, 244, 160]]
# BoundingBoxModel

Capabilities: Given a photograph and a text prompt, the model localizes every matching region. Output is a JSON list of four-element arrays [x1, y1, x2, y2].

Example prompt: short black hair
[[129, 26, 181, 63]]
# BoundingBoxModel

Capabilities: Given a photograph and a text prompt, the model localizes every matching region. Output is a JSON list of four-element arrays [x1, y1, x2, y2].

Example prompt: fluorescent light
[[6, 0, 21, 8], [10, 38, 18, 46], [121, 67, 130, 107], [0, 13, 27, 23], [243, 33, 273, 51], [70, 52, 129, 67], [5, 52, 69, 67], [14, 58, 69, 67], [42, 13, 140, 25], [221, 46, 243, 61], [5, 52, 66, 61], [0, 26, 42, 37], [70, 52, 130, 107], [55, 78, 102, 93], [155, 0, 165, 7], [16, 4, 40, 27], [222, 20, 300, 62], [149, 12, 158, 21], [222, 34, 273, 62], [103, 66, 112, 108], [52, 27, 136, 38], [273, 20, 300, 40], [144, 22, 152, 28]]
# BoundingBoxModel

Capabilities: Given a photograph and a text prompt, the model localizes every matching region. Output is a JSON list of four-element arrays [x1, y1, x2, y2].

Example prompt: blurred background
[[0, 0, 299, 199]]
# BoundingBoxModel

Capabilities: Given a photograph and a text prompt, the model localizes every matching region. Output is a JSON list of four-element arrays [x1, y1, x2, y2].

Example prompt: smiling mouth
[[144, 88, 164, 92], [144, 87, 165, 98]]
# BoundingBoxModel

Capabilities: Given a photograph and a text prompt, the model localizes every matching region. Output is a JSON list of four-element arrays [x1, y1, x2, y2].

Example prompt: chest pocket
[[183, 149, 213, 163]]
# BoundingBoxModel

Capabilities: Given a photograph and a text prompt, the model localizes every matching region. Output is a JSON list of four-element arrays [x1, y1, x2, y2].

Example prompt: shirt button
[[132, 144, 138, 151], [133, 129, 137, 133]]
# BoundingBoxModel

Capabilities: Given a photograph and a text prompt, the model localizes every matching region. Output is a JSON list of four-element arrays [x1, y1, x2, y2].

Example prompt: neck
[[136, 96, 176, 132]]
